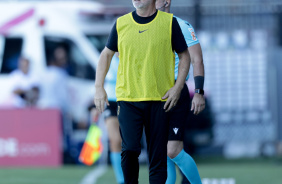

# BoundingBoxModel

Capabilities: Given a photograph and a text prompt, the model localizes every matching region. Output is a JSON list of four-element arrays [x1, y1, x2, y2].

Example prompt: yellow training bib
[[116, 11, 175, 101]]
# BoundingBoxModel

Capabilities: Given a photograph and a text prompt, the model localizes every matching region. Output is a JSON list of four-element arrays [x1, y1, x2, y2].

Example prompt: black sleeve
[[106, 22, 118, 52], [172, 17, 188, 54]]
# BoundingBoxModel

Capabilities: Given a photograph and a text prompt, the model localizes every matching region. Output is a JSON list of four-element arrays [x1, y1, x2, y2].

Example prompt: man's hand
[[94, 87, 109, 113], [191, 93, 205, 115], [90, 108, 100, 123], [162, 86, 182, 112]]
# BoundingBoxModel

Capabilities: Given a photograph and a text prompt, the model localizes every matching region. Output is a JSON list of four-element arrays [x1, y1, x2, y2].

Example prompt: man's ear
[[165, 0, 171, 7], [164, 2, 168, 7]]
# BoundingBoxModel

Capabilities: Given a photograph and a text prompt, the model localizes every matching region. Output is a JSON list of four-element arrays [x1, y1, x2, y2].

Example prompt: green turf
[[0, 166, 94, 184], [198, 163, 282, 184], [97, 161, 282, 184], [0, 158, 282, 184]]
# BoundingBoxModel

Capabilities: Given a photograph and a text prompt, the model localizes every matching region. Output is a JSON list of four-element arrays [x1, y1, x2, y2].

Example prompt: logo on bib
[[139, 29, 148, 33]]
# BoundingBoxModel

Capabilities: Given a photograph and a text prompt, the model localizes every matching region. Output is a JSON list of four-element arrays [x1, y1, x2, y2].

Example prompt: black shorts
[[168, 84, 191, 141], [117, 101, 169, 183], [117, 101, 169, 153], [104, 101, 118, 119]]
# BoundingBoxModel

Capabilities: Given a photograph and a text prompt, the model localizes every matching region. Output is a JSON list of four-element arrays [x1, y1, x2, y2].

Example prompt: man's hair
[[19, 56, 30, 63]]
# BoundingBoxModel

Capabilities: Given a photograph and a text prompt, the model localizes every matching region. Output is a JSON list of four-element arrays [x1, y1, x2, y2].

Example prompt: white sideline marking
[[79, 165, 107, 184], [202, 178, 236, 184]]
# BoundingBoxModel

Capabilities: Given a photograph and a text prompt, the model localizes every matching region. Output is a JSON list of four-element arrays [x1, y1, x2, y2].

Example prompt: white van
[[0, 1, 105, 123]]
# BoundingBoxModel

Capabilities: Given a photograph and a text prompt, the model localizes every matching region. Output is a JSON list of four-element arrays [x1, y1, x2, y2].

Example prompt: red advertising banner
[[0, 109, 61, 167]]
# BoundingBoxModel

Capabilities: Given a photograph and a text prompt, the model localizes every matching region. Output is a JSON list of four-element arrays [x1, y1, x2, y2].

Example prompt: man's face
[[155, 0, 166, 11], [54, 47, 67, 67], [132, 0, 154, 10], [19, 58, 29, 74]]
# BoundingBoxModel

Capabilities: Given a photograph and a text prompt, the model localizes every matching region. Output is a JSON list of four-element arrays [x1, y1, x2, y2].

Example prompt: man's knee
[[167, 141, 183, 159], [167, 149, 179, 159], [121, 149, 141, 164], [110, 135, 122, 146]]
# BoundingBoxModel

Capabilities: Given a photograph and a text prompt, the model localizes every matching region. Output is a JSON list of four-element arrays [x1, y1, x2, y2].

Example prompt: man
[[39, 46, 69, 112], [7, 57, 39, 107], [156, 0, 205, 184], [94, 0, 191, 183], [38, 46, 71, 162]]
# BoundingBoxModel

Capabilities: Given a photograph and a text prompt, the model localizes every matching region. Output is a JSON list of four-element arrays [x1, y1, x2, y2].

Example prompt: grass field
[[1, 158, 282, 184]]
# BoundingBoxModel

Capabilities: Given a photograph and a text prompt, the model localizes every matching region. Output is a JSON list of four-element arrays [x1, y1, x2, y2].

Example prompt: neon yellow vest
[[116, 11, 175, 101]]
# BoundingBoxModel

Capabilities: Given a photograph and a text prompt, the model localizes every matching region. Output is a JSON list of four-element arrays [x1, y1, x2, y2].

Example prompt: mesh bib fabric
[[116, 11, 175, 101]]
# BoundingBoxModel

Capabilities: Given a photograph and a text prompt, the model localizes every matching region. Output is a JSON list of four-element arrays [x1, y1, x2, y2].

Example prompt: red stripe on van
[[0, 8, 35, 35]]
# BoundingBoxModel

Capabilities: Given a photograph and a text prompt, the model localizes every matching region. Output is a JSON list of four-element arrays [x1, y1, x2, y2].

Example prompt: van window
[[0, 38, 23, 74], [44, 36, 95, 80], [86, 35, 108, 53]]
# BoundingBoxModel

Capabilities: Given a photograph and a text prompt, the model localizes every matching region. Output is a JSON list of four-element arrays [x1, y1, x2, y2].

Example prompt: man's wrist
[[95, 84, 104, 88], [174, 82, 184, 91], [195, 89, 204, 95], [194, 76, 204, 90]]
